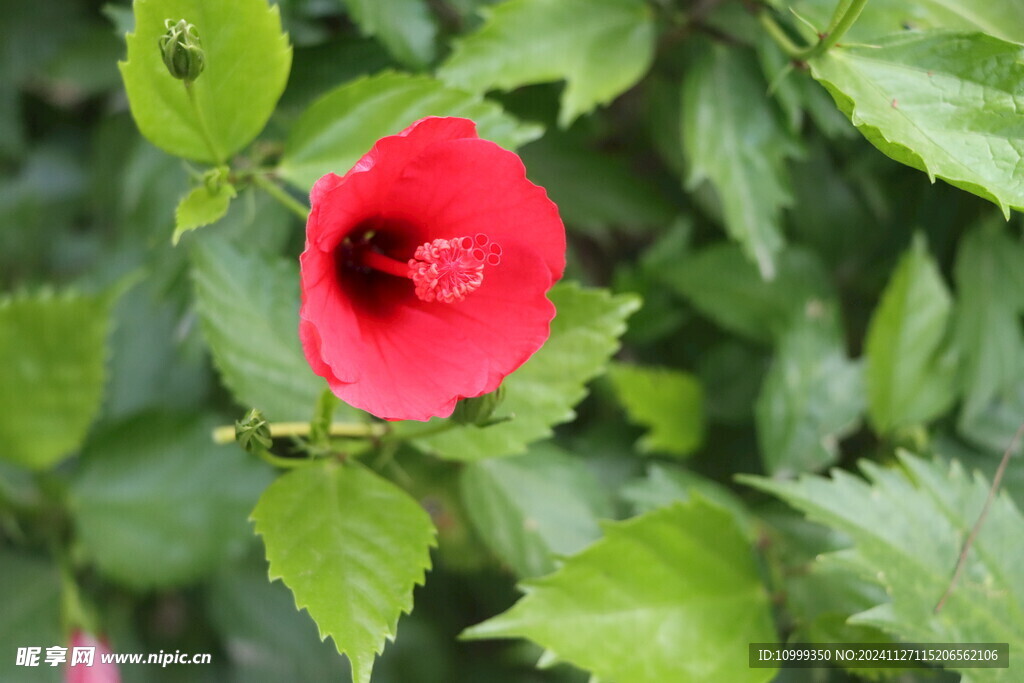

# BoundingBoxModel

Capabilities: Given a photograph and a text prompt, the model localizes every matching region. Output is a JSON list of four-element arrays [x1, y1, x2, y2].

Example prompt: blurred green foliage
[[1, 0, 1022, 681]]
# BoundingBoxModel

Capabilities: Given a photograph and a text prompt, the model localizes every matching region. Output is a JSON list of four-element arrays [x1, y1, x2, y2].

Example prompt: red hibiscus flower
[[299, 117, 565, 421]]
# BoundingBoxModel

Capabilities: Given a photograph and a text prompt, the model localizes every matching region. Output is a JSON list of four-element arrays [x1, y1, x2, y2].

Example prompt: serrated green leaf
[[0, 290, 112, 469], [277, 71, 541, 191], [809, 31, 1024, 218], [661, 243, 833, 344], [460, 443, 612, 578], [0, 551, 62, 683], [787, 0, 1024, 44], [172, 182, 236, 244], [755, 319, 863, 476], [742, 452, 1024, 681], [438, 0, 655, 127], [952, 220, 1024, 425], [681, 45, 802, 279], [251, 462, 436, 683], [340, 0, 437, 68], [864, 235, 956, 433], [406, 283, 640, 461], [464, 501, 776, 683], [68, 413, 273, 588], [119, 0, 291, 163], [190, 236, 327, 421], [607, 363, 704, 457]]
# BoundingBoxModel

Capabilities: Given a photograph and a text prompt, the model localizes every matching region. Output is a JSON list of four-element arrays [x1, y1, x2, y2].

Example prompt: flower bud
[[451, 385, 506, 426], [66, 630, 120, 683], [158, 19, 205, 82], [235, 408, 272, 452]]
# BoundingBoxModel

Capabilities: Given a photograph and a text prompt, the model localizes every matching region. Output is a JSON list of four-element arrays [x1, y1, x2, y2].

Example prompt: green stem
[[809, 0, 868, 58], [759, 12, 805, 59], [824, 0, 855, 34], [254, 448, 323, 469], [760, 0, 869, 61], [251, 174, 310, 221], [183, 81, 224, 165], [212, 421, 387, 445]]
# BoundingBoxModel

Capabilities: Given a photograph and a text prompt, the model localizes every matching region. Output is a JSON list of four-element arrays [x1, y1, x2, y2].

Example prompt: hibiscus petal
[[383, 137, 565, 281], [308, 117, 480, 251]]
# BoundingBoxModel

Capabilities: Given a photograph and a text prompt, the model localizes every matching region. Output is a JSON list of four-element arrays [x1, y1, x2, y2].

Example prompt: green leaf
[[742, 453, 1024, 681], [661, 243, 833, 344], [172, 181, 236, 244], [681, 45, 802, 279], [864, 235, 956, 434], [787, 0, 1024, 44], [464, 501, 777, 683], [460, 443, 612, 578], [340, 0, 437, 68], [0, 551, 61, 683], [952, 220, 1024, 424], [438, 0, 655, 127], [278, 71, 542, 191], [407, 283, 640, 461], [607, 363, 704, 457], [119, 0, 291, 163], [68, 413, 273, 588], [755, 319, 863, 476], [251, 462, 436, 683], [0, 290, 112, 469], [190, 235, 327, 421], [809, 31, 1024, 218]]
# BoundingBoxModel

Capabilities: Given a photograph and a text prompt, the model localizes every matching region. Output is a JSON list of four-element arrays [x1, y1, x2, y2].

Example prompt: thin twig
[[250, 174, 310, 221], [934, 420, 1024, 613]]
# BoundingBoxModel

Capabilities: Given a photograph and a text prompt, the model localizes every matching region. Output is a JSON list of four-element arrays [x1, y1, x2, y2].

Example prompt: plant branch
[[934, 420, 1024, 613], [251, 174, 310, 221], [212, 421, 387, 445]]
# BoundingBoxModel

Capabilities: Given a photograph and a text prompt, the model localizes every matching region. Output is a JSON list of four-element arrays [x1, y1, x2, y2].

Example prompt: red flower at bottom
[[65, 630, 120, 683], [299, 117, 566, 421]]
